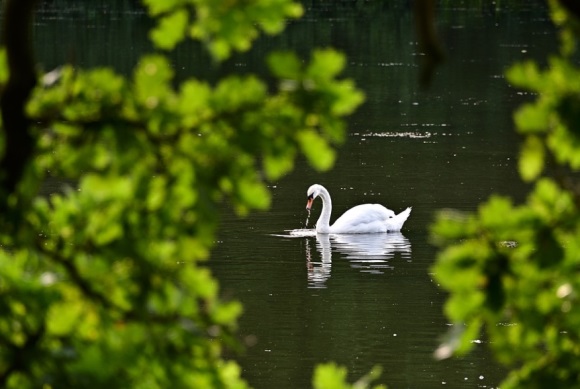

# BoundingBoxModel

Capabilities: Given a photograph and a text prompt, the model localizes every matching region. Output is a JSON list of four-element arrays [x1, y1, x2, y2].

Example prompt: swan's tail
[[386, 207, 412, 232]]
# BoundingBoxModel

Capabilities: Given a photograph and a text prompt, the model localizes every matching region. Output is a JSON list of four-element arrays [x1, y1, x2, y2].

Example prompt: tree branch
[[0, 323, 45, 387], [0, 0, 38, 199], [558, 0, 580, 20], [413, 0, 445, 88]]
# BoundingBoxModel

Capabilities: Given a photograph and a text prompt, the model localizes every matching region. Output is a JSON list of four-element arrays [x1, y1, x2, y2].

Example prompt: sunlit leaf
[[313, 363, 349, 389], [330, 79, 366, 116], [81, 174, 133, 202], [237, 179, 271, 211], [147, 176, 167, 211], [134, 55, 175, 108], [179, 79, 212, 124], [506, 61, 543, 90], [212, 301, 243, 325], [297, 130, 336, 171], [514, 102, 550, 133], [263, 148, 296, 180], [0, 49, 8, 84], [46, 291, 85, 336], [519, 136, 545, 182], [268, 51, 302, 79], [479, 195, 515, 231], [307, 49, 346, 80], [430, 209, 478, 242], [150, 9, 188, 50], [142, 0, 181, 16]]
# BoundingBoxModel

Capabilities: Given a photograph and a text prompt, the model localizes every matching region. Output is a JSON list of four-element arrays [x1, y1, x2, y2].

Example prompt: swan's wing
[[330, 204, 395, 233]]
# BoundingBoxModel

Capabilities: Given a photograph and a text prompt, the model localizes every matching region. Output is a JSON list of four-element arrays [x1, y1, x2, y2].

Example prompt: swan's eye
[[307, 194, 313, 200]]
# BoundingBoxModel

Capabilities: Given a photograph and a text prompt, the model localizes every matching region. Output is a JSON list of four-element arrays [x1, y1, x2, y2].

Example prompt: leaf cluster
[[0, 0, 363, 387], [431, 2, 580, 387], [143, 0, 304, 59], [312, 363, 386, 389], [29, 48, 362, 215]]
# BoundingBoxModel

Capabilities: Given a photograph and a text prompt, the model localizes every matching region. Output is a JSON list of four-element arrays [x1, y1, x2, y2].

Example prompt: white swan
[[306, 184, 411, 234]]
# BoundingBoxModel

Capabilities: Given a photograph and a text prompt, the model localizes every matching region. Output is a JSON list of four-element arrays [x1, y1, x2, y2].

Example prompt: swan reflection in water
[[295, 230, 411, 289]]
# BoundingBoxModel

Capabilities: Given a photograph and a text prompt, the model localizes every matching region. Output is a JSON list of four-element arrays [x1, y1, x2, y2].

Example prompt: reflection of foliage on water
[[431, 2, 580, 388]]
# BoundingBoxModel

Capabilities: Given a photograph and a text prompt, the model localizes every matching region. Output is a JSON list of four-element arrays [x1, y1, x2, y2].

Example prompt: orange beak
[[306, 198, 313, 210]]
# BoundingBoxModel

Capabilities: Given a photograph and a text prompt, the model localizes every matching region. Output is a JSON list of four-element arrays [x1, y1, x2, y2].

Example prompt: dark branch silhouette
[[0, 0, 38, 200], [413, 0, 445, 88], [559, 0, 580, 20]]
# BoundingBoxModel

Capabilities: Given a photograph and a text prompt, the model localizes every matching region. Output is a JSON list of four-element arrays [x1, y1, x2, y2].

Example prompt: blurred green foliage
[[312, 363, 386, 389], [0, 0, 365, 387], [431, 1, 580, 387], [144, 0, 303, 58]]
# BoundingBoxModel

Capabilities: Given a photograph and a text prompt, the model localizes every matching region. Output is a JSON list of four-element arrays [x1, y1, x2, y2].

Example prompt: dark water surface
[[32, 2, 556, 388]]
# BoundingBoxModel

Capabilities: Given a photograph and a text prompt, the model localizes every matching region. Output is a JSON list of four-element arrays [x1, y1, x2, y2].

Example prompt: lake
[[33, 1, 556, 388]]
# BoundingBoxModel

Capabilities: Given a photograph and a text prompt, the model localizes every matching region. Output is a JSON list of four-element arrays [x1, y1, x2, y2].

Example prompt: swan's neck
[[316, 187, 332, 233]]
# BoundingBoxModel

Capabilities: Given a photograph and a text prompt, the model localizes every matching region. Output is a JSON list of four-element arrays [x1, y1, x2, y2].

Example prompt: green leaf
[[147, 176, 167, 211], [142, 0, 182, 16], [445, 289, 486, 322], [313, 363, 349, 389], [46, 300, 81, 336], [212, 75, 267, 111], [430, 209, 477, 243], [506, 61, 543, 90], [329, 79, 366, 116], [479, 195, 516, 231], [81, 174, 134, 202], [263, 148, 296, 180], [297, 130, 336, 171], [519, 136, 545, 182], [208, 38, 232, 61], [514, 103, 550, 134], [150, 9, 189, 50], [307, 49, 346, 81], [133, 55, 174, 108], [312, 362, 386, 389], [267, 51, 302, 79], [212, 301, 243, 325], [237, 179, 271, 211], [179, 79, 212, 122], [529, 178, 574, 222], [547, 122, 580, 169], [0, 49, 8, 84]]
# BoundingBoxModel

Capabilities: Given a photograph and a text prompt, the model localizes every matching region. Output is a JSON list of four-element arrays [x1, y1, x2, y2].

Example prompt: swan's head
[[306, 184, 324, 210]]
